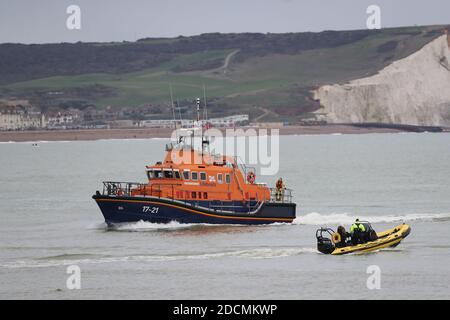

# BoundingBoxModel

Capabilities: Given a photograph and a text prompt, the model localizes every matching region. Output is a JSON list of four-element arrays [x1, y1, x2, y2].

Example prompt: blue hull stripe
[[94, 196, 294, 225]]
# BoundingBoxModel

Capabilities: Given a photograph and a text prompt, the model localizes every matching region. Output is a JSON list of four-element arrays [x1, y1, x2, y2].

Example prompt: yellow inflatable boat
[[316, 222, 411, 255]]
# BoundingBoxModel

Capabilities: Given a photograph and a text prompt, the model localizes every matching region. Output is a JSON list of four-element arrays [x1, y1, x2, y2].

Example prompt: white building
[[141, 114, 249, 128], [0, 105, 45, 130], [141, 119, 181, 128], [208, 114, 249, 127], [46, 112, 74, 128]]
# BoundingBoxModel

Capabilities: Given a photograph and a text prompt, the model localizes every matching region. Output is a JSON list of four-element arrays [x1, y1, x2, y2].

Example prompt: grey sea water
[[0, 133, 449, 299]]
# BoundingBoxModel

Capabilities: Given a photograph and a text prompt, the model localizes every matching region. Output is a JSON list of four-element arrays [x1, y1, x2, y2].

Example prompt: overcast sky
[[0, 0, 449, 44]]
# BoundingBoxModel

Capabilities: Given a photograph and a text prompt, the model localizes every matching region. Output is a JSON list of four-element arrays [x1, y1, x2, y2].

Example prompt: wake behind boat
[[92, 100, 296, 226]]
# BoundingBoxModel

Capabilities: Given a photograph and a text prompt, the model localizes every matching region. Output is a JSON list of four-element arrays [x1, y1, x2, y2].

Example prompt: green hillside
[[0, 25, 447, 122]]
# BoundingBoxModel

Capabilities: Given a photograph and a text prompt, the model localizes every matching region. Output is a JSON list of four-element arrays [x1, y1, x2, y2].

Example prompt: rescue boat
[[92, 101, 296, 226], [316, 222, 411, 255]]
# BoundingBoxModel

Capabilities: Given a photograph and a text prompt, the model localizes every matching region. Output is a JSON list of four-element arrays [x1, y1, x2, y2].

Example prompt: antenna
[[170, 84, 176, 130], [196, 97, 201, 122], [203, 84, 208, 121], [169, 85, 181, 149], [176, 99, 183, 125]]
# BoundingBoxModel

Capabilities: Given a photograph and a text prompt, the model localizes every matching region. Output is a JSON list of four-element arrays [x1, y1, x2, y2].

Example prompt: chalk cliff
[[314, 34, 450, 126]]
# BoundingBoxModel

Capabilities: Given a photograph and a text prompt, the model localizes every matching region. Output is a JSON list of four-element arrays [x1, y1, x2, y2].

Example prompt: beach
[[0, 125, 406, 142]]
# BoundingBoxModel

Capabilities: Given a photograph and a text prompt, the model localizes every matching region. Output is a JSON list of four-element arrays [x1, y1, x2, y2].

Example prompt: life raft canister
[[247, 171, 256, 184]]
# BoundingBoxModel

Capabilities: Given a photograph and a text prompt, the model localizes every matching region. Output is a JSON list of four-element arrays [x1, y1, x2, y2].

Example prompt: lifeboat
[[316, 222, 411, 255], [92, 105, 296, 226]]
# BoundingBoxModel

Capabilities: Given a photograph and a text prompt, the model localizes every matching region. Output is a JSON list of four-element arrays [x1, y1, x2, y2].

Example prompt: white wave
[[146, 137, 171, 141], [131, 247, 317, 261], [36, 140, 72, 143], [108, 220, 257, 231], [294, 212, 450, 226], [0, 140, 73, 144], [227, 247, 318, 259], [85, 221, 108, 230], [0, 256, 130, 269], [97, 137, 170, 142], [0, 137, 171, 145], [0, 247, 317, 269], [113, 220, 205, 231]]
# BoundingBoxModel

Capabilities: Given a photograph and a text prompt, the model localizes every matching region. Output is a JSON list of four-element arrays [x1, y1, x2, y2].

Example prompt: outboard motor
[[316, 228, 336, 254]]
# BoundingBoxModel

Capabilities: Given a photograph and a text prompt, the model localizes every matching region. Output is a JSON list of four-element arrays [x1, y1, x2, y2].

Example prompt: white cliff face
[[314, 35, 450, 126]]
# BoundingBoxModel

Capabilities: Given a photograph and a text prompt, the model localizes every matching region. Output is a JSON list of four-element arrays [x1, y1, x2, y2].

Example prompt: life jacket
[[351, 223, 365, 233], [276, 180, 283, 189]]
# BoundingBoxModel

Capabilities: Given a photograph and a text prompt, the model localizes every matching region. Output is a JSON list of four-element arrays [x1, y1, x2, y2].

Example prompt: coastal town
[[1, 97, 448, 143], [0, 98, 252, 131]]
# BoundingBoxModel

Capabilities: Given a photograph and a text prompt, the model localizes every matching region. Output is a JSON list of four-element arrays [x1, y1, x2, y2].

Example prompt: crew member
[[350, 218, 366, 245], [336, 225, 349, 248], [275, 177, 285, 201]]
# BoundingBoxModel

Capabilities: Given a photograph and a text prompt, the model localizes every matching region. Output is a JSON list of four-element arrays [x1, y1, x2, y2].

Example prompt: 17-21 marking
[[142, 206, 159, 214]]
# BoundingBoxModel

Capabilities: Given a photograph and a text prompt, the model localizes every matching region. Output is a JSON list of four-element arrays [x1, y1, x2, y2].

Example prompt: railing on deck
[[101, 181, 182, 198], [99, 182, 294, 213], [269, 187, 293, 203], [102, 181, 146, 197], [99, 181, 264, 214]]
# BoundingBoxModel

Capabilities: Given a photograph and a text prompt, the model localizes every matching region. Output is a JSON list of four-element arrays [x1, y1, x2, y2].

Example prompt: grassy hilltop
[[0, 25, 447, 122]]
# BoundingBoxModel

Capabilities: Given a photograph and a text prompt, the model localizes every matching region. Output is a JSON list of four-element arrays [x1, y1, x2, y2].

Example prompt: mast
[[169, 85, 179, 149], [196, 97, 201, 123], [177, 99, 183, 126], [201, 87, 210, 156], [195, 97, 203, 158], [170, 85, 176, 130], [203, 84, 208, 121]]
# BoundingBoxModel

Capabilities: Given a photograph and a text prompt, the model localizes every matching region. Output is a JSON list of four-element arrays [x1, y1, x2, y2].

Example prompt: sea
[[1, 133, 449, 299]]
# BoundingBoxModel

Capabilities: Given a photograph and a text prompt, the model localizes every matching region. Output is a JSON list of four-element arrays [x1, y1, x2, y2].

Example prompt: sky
[[0, 0, 449, 44]]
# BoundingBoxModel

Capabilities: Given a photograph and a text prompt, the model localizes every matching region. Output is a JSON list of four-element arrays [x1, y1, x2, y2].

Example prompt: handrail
[[102, 181, 146, 197], [232, 167, 245, 196], [99, 182, 294, 205], [269, 187, 293, 203]]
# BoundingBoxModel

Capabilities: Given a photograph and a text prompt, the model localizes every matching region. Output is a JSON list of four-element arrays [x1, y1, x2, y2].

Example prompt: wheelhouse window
[[163, 169, 174, 179], [152, 169, 163, 179], [191, 171, 198, 181], [174, 170, 181, 179], [217, 173, 223, 184], [200, 172, 207, 181], [183, 170, 190, 180], [225, 173, 231, 184]]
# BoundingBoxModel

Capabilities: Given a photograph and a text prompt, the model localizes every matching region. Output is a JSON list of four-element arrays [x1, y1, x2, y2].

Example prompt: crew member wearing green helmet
[[350, 218, 366, 245]]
